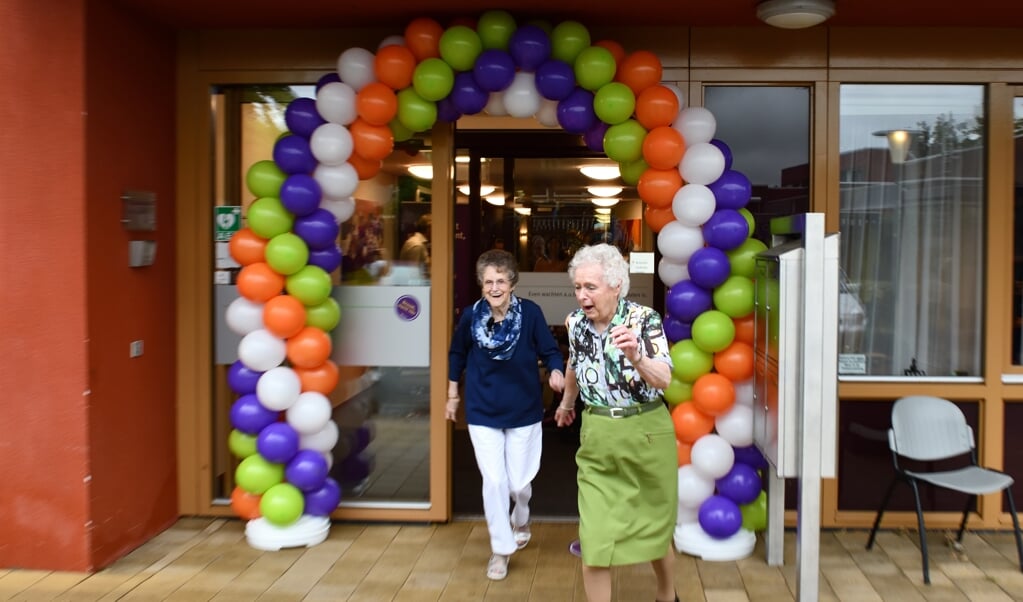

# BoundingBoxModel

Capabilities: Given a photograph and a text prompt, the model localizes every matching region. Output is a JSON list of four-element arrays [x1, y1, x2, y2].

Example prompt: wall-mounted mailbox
[[122, 190, 156, 231]]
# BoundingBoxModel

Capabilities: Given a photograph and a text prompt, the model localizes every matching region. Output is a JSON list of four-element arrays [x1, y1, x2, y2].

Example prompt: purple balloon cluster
[[697, 445, 766, 539]]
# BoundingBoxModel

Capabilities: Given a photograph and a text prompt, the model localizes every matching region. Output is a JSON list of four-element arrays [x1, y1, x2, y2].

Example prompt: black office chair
[[865, 395, 1023, 584]]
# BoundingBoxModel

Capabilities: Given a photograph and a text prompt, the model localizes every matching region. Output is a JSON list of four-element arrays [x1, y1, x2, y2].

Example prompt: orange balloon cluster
[[616, 50, 663, 95], [263, 294, 307, 338], [231, 486, 262, 520], [286, 326, 333, 369], [237, 262, 285, 302], [404, 17, 444, 62], [671, 402, 715, 444], [714, 341, 754, 382], [350, 118, 394, 162], [294, 359, 340, 395], [356, 82, 398, 126], [636, 85, 680, 130], [642, 126, 685, 170], [637, 168, 682, 210], [691, 373, 736, 417], [375, 44, 416, 89], [229, 228, 267, 266]]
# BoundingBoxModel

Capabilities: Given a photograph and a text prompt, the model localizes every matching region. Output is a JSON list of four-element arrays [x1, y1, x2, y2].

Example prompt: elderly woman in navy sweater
[[447, 249, 565, 581]]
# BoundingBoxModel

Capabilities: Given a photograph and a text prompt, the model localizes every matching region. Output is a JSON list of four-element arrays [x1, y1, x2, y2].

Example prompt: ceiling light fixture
[[587, 185, 624, 197], [485, 194, 505, 207], [407, 164, 433, 179], [579, 165, 621, 180], [514, 207, 532, 216], [457, 184, 497, 196], [756, 0, 835, 29], [594, 207, 612, 215], [590, 197, 620, 208]]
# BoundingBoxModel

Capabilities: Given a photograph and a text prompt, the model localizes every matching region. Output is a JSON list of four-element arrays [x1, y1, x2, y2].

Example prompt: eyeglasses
[[482, 278, 510, 289]]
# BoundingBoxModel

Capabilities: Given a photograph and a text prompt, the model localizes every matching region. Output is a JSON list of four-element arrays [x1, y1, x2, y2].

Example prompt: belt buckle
[[608, 407, 626, 418]]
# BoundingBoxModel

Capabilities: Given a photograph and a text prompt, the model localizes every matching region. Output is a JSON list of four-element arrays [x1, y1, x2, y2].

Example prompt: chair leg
[[1005, 489, 1023, 574], [955, 495, 974, 543], [867, 477, 899, 550], [908, 479, 931, 585]]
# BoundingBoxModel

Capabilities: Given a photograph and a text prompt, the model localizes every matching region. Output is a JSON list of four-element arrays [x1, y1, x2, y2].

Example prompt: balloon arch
[[223, 10, 770, 557]]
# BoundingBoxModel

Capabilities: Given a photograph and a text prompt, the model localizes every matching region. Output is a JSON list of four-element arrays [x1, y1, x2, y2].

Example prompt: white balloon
[[337, 47, 376, 91], [378, 35, 405, 49], [321, 450, 335, 470], [256, 366, 302, 411], [677, 504, 700, 525], [503, 72, 542, 118], [314, 162, 359, 200], [672, 106, 717, 145], [715, 404, 754, 448], [678, 464, 715, 508], [316, 81, 357, 125], [286, 392, 333, 435], [657, 221, 705, 262], [301, 420, 340, 453], [309, 123, 353, 167], [484, 91, 508, 116], [535, 98, 560, 128], [690, 434, 735, 480], [226, 296, 265, 336], [672, 184, 717, 227], [237, 329, 287, 372], [321, 196, 356, 224], [734, 378, 754, 407], [679, 142, 726, 186], [663, 83, 686, 114], [658, 257, 690, 288]]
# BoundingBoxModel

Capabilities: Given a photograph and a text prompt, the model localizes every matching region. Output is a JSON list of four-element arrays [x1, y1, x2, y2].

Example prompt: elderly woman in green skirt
[[554, 244, 678, 602]]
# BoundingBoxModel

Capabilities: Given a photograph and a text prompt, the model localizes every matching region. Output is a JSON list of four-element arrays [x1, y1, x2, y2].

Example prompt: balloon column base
[[674, 523, 756, 561], [245, 515, 331, 551]]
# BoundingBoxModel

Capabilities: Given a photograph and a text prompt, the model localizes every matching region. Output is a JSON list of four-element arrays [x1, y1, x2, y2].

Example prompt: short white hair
[[568, 244, 630, 299]]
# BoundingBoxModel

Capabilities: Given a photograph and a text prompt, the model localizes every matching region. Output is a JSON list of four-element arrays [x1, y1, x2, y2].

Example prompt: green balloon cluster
[[551, 20, 590, 63], [235, 454, 284, 495], [260, 483, 305, 526], [670, 339, 713, 383], [477, 10, 516, 49], [265, 232, 309, 276], [413, 58, 455, 102], [574, 46, 616, 91], [663, 377, 693, 407], [439, 25, 483, 71], [286, 265, 333, 306], [741, 490, 768, 531], [594, 82, 636, 125], [389, 117, 414, 142], [726, 238, 768, 278], [604, 119, 647, 163], [246, 160, 286, 198], [396, 88, 437, 133], [692, 310, 736, 353], [714, 275, 755, 319], [306, 297, 341, 331], [228, 429, 258, 459], [619, 158, 648, 186], [247, 197, 294, 239]]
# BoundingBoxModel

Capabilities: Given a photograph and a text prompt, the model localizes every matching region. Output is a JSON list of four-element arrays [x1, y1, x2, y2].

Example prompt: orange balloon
[[734, 313, 755, 346], [594, 39, 626, 67], [350, 118, 395, 162], [374, 44, 416, 90], [237, 262, 285, 302], [671, 402, 715, 444], [641, 126, 685, 170], [229, 228, 267, 266], [263, 294, 308, 339], [230, 486, 261, 520], [616, 50, 663, 95], [348, 152, 383, 180], [644, 206, 676, 233], [637, 168, 682, 209], [405, 17, 444, 62], [677, 439, 693, 467], [356, 82, 399, 126], [295, 359, 340, 395], [636, 85, 681, 130], [286, 326, 332, 369], [714, 341, 754, 382], [691, 372, 736, 417]]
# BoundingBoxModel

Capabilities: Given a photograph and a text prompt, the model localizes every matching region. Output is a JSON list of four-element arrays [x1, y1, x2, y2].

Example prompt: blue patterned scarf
[[472, 294, 523, 360]]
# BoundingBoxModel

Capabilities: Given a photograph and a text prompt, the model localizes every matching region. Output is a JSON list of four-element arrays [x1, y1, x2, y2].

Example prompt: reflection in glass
[[839, 84, 985, 377], [1013, 98, 1023, 364]]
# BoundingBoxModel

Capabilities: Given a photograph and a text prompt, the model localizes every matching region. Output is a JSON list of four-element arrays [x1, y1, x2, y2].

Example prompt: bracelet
[[557, 405, 574, 411], [447, 396, 460, 400]]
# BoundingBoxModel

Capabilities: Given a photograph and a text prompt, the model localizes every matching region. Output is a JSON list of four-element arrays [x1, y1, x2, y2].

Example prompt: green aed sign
[[215, 206, 241, 242]]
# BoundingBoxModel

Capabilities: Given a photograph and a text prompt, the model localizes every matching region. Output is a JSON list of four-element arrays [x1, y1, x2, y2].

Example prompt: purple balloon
[[352, 422, 376, 453], [285, 97, 326, 139], [703, 209, 751, 251], [715, 462, 763, 505], [708, 169, 752, 210], [230, 394, 279, 435], [535, 59, 575, 101], [256, 422, 300, 463], [273, 135, 317, 175], [436, 96, 463, 123], [450, 71, 489, 115], [663, 315, 692, 343], [583, 120, 610, 152], [280, 174, 322, 217], [228, 360, 264, 395], [294, 208, 340, 250], [286, 449, 330, 492], [698, 495, 743, 539], [308, 245, 342, 274], [709, 138, 733, 171], [508, 24, 551, 71], [473, 49, 516, 92], [316, 72, 341, 91], [733, 445, 769, 471], [556, 88, 596, 135], [665, 280, 713, 322], [338, 450, 374, 485], [304, 477, 342, 515], [688, 247, 732, 289]]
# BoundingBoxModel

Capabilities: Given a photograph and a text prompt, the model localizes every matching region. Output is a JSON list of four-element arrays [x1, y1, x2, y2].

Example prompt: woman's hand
[[610, 324, 642, 363], [445, 396, 459, 421], [548, 369, 565, 393], [554, 404, 575, 427]]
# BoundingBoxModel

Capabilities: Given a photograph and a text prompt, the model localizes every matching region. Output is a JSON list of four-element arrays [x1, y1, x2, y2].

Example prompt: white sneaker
[[513, 524, 531, 549]]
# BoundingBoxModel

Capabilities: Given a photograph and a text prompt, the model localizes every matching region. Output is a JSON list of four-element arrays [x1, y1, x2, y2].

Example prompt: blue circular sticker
[[395, 295, 421, 321]]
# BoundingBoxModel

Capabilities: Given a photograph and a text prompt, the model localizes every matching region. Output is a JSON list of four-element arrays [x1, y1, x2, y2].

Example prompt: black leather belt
[[584, 399, 664, 418]]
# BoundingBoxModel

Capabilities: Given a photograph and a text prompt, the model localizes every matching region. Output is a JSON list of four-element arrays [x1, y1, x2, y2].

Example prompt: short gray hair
[[568, 243, 630, 299]]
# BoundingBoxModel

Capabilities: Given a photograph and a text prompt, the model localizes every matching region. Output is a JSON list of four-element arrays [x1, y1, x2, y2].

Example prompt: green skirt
[[576, 404, 678, 567]]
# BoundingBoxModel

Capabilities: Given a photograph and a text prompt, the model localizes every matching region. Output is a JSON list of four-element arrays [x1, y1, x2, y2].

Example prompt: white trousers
[[468, 422, 542, 555]]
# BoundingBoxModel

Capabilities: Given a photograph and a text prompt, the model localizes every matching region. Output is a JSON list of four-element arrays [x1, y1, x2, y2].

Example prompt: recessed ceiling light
[[590, 197, 620, 208], [756, 0, 835, 29], [407, 164, 433, 179], [457, 184, 497, 196], [579, 165, 621, 180], [485, 194, 505, 206], [587, 185, 624, 197]]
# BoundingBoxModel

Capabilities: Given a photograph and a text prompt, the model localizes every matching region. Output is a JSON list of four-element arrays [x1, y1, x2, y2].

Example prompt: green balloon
[[260, 483, 305, 526], [389, 117, 414, 142], [413, 58, 455, 102], [692, 310, 736, 353], [739, 208, 756, 236], [286, 265, 332, 306], [619, 158, 648, 186], [726, 237, 768, 278], [574, 46, 617, 91], [593, 82, 636, 125], [477, 10, 516, 50], [396, 88, 438, 133], [669, 339, 713, 383], [603, 119, 647, 163], [551, 20, 590, 64], [247, 197, 294, 239], [714, 275, 755, 318], [663, 377, 693, 407], [235, 454, 284, 495], [245, 160, 285, 198], [306, 296, 341, 331], [265, 232, 309, 276], [438, 25, 483, 72], [228, 429, 258, 459], [741, 490, 768, 532]]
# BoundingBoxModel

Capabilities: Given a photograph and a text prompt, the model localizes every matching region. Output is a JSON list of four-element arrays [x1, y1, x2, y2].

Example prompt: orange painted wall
[[0, 0, 178, 571]]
